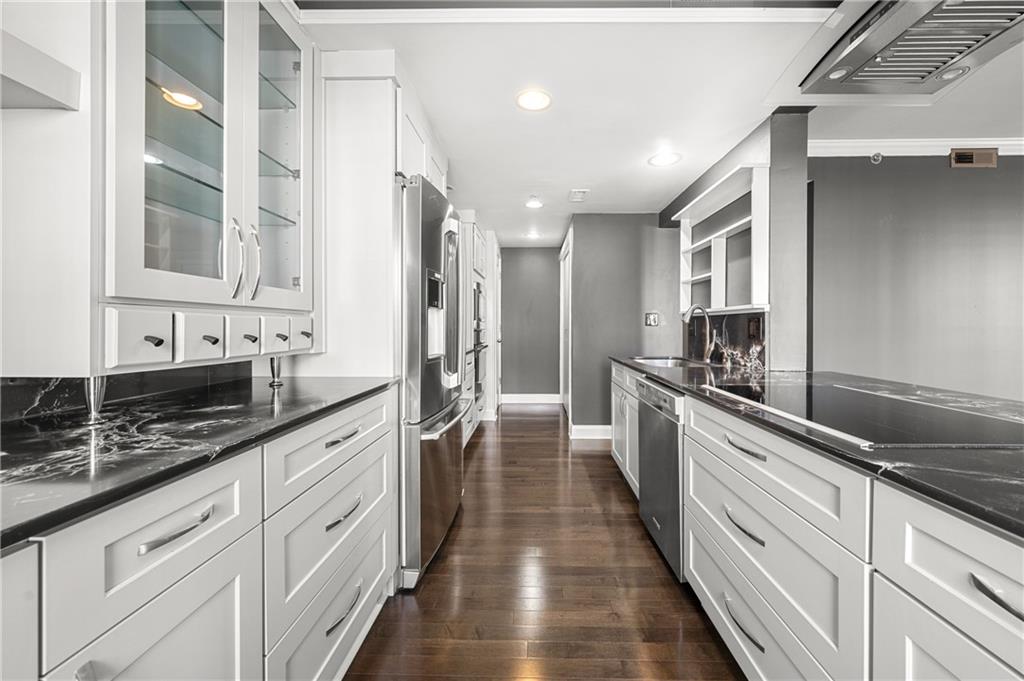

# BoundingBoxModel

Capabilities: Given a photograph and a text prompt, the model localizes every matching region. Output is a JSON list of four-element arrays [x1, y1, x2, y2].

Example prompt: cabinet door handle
[[325, 426, 362, 448], [248, 225, 262, 301], [73, 661, 98, 681], [138, 505, 214, 556], [243, 334, 259, 343], [275, 332, 289, 342], [970, 572, 1024, 622], [202, 335, 220, 345], [325, 580, 363, 637], [723, 505, 766, 547], [650, 516, 661, 531], [723, 594, 765, 654], [325, 494, 364, 532], [301, 330, 313, 339], [724, 434, 767, 462], [230, 218, 245, 298], [143, 335, 165, 347]]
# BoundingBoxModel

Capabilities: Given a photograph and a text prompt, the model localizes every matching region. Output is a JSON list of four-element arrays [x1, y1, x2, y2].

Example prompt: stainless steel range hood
[[802, 0, 1024, 95]]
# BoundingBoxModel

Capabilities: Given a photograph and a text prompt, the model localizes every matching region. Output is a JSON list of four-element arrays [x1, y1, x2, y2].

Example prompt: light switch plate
[[644, 312, 660, 327]]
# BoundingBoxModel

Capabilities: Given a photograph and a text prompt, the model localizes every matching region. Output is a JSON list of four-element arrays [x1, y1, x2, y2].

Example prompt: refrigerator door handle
[[421, 399, 473, 441], [440, 223, 462, 389]]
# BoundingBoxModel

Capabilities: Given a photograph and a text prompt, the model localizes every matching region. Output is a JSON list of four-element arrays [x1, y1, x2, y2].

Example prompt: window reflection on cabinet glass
[[258, 5, 301, 291], [144, 0, 225, 280]]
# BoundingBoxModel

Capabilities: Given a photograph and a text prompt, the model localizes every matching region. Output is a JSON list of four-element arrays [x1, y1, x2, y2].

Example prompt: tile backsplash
[[1, 362, 252, 422], [683, 312, 766, 371]]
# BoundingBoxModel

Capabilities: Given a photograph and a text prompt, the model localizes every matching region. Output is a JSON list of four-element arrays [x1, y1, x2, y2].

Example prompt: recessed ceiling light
[[648, 150, 681, 167], [161, 87, 203, 111], [937, 66, 969, 81], [827, 66, 851, 80], [516, 89, 551, 112], [525, 195, 543, 209], [143, 153, 163, 165], [527, 231, 539, 240]]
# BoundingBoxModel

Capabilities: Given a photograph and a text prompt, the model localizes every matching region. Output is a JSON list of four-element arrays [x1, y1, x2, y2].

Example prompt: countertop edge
[[609, 357, 1024, 542], [0, 377, 399, 548]]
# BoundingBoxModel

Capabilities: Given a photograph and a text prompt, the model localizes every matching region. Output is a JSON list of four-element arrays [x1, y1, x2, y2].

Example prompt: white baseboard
[[501, 393, 562, 404], [570, 424, 611, 439]]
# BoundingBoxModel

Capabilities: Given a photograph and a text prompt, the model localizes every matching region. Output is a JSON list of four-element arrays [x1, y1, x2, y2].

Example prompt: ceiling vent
[[568, 189, 590, 202], [802, 0, 1024, 95], [950, 147, 998, 167]]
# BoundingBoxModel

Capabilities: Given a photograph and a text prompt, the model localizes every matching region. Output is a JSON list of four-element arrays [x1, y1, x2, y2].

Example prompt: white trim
[[481, 409, 497, 422], [570, 424, 611, 440], [297, 7, 833, 25], [501, 393, 562, 404], [808, 138, 1024, 158]]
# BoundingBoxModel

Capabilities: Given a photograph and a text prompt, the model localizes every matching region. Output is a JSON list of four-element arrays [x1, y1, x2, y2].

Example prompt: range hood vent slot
[[802, 0, 1024, 94]]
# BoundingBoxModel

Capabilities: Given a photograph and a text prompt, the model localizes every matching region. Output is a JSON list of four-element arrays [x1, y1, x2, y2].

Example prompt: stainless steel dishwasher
[[637, 378, 685, 581]]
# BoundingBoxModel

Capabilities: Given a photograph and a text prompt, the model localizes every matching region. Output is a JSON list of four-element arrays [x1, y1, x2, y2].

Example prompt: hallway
[[346, 404, 742, 680]]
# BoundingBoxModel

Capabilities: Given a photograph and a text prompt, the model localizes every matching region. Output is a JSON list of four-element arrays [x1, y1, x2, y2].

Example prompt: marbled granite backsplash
[[684, 312, 766, 371], [1, 362, 252, 422]]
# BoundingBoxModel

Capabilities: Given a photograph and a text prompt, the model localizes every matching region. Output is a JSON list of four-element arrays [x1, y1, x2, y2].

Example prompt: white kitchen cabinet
[[107, 0, 312, 311], [1, 544, 38, 681], [625, 392, 640, 495], [611, 381, 626, 468], [43, 526, 263, 681], [874, 573, 1023, 681], [873, 482, 1024, 674], [473, 225, 487, 276]]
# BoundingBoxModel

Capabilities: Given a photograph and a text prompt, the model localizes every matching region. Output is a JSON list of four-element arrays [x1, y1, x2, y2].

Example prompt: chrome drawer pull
[[325, 580, 363, 637], [143, 335, 164, 347], [74, 661, 98, 681], [970, 572, 1024, 622], [325, 426, 362, 448], [723, 594, 765, 654], [202, 334, 220, 345], [243, 334, 258, 343], [723, 505, 766, 547], [724, 434, 767, 462], [325, 494, 364, 532], [275, 332, 289, 342], [138, 505, 214, 556], [301, 330, 313, 339]]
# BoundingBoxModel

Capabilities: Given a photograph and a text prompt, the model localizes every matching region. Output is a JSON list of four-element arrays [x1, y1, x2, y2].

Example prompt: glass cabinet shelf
[[260, 74, 296, 111], [260, 150, 297, 178]]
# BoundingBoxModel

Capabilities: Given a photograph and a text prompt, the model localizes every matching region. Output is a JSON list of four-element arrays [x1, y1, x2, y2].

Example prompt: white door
[[611, 383, 625, 466], [43, 527, 262, 681], [625, 394, 640, 494], [244, 1, 313, 311], [108, 0, 246, 306]]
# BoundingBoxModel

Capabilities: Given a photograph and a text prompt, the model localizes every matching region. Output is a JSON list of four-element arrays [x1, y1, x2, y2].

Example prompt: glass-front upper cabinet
[[244, 2, 313, 311], [107, 0, 311, 311]]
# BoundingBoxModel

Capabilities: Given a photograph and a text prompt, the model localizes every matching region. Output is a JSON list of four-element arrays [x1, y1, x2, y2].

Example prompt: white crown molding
[[808, 138, 1024, 158], [501, 393, 562, 404], [297, 6, 833, 26], [570, 424, 611, 440]]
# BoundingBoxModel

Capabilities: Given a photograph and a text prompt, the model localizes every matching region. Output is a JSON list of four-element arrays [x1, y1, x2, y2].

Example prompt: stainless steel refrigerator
[[398, 174, 471, 588]]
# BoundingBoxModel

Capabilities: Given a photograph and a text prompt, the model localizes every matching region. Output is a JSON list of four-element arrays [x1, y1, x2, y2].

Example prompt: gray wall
[[811, 155, 1024, 401], [570, 214, 680, 426], [500, 247, 560, 394]]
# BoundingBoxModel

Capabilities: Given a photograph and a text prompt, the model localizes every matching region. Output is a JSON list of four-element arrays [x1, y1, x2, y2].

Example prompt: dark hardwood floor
[[346, 404, 742, 680]]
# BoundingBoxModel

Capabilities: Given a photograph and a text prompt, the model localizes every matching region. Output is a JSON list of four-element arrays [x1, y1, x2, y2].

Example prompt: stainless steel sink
[[630, 356, 698, 368]]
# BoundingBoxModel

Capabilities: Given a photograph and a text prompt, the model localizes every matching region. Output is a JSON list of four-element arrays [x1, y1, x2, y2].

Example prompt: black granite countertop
[[611, 357, 1024, 540], [0, 376, 398, 548]]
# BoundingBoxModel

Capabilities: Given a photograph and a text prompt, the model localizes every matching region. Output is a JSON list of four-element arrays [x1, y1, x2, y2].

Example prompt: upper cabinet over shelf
[[107, 0, 313, 311], [0, 29, 81, 110]]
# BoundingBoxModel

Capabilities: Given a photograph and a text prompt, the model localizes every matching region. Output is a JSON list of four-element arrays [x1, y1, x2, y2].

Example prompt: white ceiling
[[304, 14, 829, 246], [302, 10, 1023, 247]]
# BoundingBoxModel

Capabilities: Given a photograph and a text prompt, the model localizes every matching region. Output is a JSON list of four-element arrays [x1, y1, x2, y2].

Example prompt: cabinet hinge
[[292, 276, 302, 288], [292, 61, 301, 73], [292, 169, 301, 180]]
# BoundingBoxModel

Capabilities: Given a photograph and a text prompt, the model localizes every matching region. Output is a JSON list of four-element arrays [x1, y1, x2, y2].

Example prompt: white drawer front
[[104, 307, 172, 368], [684, 510, 830, 681], [173, 311, 225, 363], [264, 431, 394, 648], [874, 483, 1024, 674], [685, 399, 871, 559], [612, 363, 626, 386], [264, 389, 394, 517], [266, 514, 392, 681], [874, 573, 1023, 681], [685, 437, 869, 679], [225, 314, 261, 359], [38, 451, 261, 672], [262, 315, 290, 354], [289, 316, 313, 351], [623, 368, 640, 395], [43, 527, 263, 681]]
